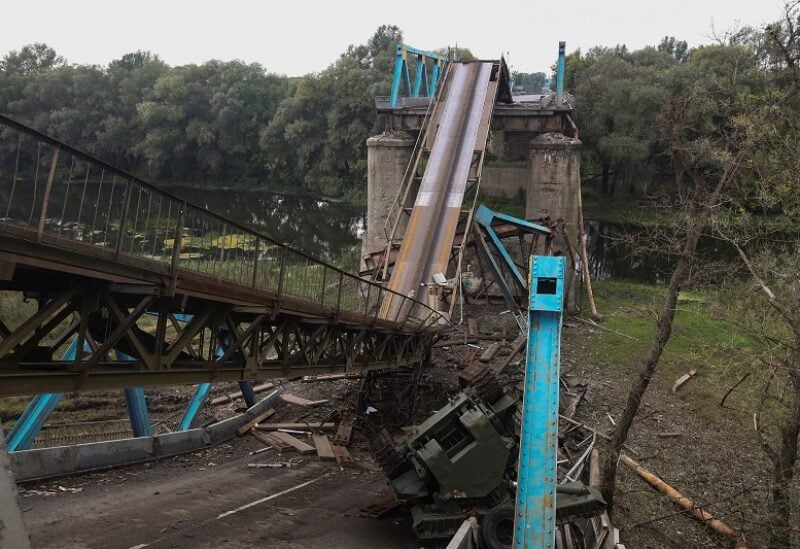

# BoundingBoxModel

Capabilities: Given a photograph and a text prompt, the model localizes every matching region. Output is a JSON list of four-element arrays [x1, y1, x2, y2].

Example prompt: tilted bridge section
[[0, 114, 447, 398]]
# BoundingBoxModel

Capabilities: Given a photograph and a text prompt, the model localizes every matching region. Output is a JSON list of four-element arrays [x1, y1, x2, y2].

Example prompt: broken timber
[[236, 408, 276, 436], [269, 431, 316, 455], [312, 434, 336, 461], [255, 422, 336, 432], [281, 394, 329, 407]]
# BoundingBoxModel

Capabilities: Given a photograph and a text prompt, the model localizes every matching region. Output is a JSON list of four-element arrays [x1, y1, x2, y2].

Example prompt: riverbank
[[569, 278, 769, 547]]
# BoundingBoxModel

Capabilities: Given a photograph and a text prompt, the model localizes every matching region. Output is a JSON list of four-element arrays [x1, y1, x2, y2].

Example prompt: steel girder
[[0, 282, 434, 397]]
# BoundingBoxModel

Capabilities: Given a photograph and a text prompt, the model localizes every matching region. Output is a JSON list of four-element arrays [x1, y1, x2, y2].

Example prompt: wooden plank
[[467, 318, 478, 338], [460, 347, 478, 369], [251, 430, 289, 451], [302, 373, 362, 383], [479, 342, 500, 362], [312, 433, 336, 461], [236, 408, 275, 436], [270, 431, 315, 455], [671, 369, 697, 394], [332, 444, 355, 467], [211, 382, 275, 406], [255, 422, 336, 432], [332, 416, 354, 447], [281, 393, 329, 407]]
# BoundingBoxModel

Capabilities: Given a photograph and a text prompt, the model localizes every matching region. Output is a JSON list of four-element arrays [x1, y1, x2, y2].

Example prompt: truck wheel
[[481, 504, 515, 549]]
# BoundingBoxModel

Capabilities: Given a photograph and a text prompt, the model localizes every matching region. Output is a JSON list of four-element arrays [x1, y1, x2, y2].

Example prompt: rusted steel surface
[[0, 115, 447, 395], [376, 93, 573, 133], [360, 222, 526, 277], [379, 62, 498, 321], [0, 113, 445, 334]]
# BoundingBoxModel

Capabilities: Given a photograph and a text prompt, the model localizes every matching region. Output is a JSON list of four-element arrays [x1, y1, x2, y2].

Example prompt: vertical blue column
[[123, 388, 152, 437], [513, 256, 565, 549], [555, 41, 566, 106], [5, 338, 90, 451], [429, 62, 441, 96], [238, 381, 257, 408], [117, 351, 152, 437], [390, 44, 406, 108]]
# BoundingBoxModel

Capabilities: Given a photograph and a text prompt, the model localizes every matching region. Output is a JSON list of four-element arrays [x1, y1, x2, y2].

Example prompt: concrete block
[[154, 429, 210, 456], [363, 131, 416, 263], [10, 437, 155, 481], [10, 388, 284, 481], [207, 389, 283, 443]]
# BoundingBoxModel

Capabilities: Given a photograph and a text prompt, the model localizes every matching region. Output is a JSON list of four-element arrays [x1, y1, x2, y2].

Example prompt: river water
[[171, 186, 783, 284], [166, 186, 365, 271]]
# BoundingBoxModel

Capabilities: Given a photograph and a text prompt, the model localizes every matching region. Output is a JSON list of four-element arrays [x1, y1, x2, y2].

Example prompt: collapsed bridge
[[0, 113, 447, 400]]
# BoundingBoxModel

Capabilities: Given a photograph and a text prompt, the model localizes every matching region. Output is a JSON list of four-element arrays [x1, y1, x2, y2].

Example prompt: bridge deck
[[379, 61, 498, 320], [0, 114, 445, 396]]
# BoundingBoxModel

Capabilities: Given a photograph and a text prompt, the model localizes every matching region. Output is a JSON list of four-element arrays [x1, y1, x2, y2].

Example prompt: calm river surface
[[169, 186, 782, 283], [165, 186, 365, 270]]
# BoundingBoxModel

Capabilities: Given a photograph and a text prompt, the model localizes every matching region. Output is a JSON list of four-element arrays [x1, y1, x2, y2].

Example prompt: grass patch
[[576, 279, 761, 409]]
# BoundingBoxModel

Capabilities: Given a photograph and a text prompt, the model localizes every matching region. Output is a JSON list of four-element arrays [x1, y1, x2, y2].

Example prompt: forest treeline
[[567, 31, 799, 211], [0, 26, 536, 202], [1, 22, 797, 215], [0, 26, 400, 201]]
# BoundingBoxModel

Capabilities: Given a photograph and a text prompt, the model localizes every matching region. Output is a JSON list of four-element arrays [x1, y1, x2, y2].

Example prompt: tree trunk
[[769, 366, 800, 549], [600, 202, 709, 508], [601, 161, 610, 195]]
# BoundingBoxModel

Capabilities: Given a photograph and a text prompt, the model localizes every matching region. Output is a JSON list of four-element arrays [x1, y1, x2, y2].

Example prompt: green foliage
[[511, 71, 547, 93], [0, 26, 407, 199]]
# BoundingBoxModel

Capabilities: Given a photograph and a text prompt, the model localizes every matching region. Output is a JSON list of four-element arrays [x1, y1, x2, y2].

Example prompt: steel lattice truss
[[0, 280, 434, 397]]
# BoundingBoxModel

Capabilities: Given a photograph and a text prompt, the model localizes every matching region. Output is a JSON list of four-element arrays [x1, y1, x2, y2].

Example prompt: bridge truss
[[0, 114, 445, 398]]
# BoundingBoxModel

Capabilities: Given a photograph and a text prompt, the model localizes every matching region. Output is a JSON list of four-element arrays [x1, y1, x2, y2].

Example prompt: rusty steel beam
[[0, 282, 434, 397], [380, 61, 497, 321]]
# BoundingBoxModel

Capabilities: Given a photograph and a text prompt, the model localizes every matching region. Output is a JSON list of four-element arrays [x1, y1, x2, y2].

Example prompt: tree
[[599, 4, 800, 530], [0, 43, 65, 75], [657, 36, 690, 63], [570, 46, 676, 195], [511, 71, 547, 93]]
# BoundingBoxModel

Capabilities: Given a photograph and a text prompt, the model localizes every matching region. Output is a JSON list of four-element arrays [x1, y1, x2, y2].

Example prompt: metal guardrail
[[0, 114, 447, 331]]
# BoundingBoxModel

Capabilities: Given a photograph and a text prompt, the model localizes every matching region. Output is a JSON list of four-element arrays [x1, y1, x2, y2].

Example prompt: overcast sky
[[1, 0, 787, 76]]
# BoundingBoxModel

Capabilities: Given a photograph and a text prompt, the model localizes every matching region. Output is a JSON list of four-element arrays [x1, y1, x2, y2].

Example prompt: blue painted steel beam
[[412, 53, 430, 98], [429, 62, 442, 96], [513, 255, 565, 549], [178, 322, 257, 430], [5, 338, 88, 451], [555, 41, 566, 105], [117, 351, 152, 437], [402, 44, 447, 62], [5, 393, 63, 452], [238, 381, 257, 408], [179, 383, 213, 431], [474, 204, 550, 290], [390, 43, 448, 107], [123, 388, 151, 437]]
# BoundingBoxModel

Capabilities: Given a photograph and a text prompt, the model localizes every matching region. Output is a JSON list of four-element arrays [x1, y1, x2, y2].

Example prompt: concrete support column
[[363, 131, 415, 265], [488, 130, 507, 158], [527, 133, 582, 309]]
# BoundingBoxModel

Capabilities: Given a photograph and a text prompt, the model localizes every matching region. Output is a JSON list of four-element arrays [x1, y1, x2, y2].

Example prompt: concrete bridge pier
[[363, 131, 416, 268], [527, 132, 582, 308]]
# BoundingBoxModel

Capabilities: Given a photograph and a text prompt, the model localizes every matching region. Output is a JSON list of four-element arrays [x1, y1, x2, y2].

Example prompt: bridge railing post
[[276, 245, 287, 299], [320, 264, 328, 306], [36, 145, 60, 241], [114, 178, 133, 259], [168, 204, 185, 297], [251, 237, 260, 289], [556, 41, 566, 106], [336, 272, 343, 314]]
